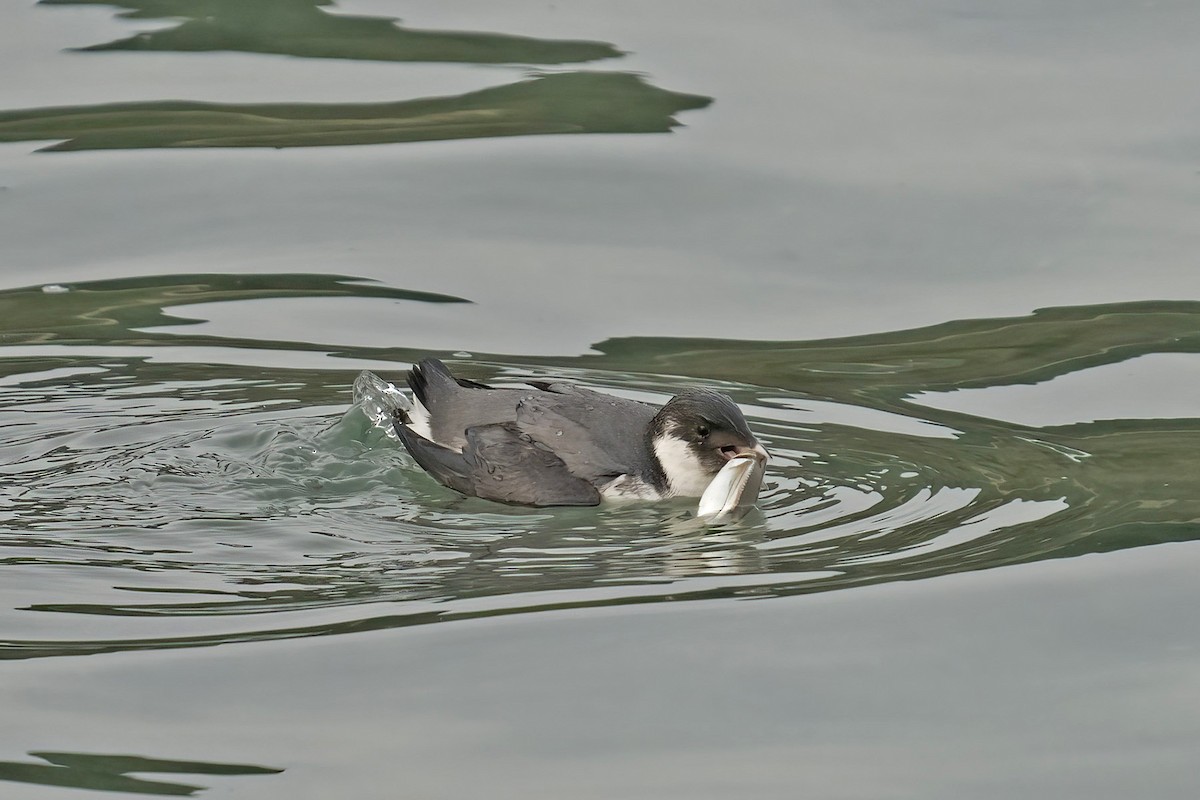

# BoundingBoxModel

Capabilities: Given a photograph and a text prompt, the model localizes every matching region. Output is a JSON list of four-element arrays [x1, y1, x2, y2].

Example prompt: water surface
[[3, 1, 1200, 798]]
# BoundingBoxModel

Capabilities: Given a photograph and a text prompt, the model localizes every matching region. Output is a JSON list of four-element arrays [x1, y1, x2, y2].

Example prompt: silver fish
[[696, 453, 765, 520]]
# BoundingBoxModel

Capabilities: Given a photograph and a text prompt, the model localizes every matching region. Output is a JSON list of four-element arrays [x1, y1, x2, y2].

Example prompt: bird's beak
[[725, 442, 769, 464]]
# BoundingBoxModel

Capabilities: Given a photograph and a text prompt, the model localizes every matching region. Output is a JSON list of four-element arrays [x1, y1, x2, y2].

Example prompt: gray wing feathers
[[398, 360, 657, 503], [514, 385, 656, 484], [394, 419, 600, 507], [392, 416, 474, 496], [408, 359, 528, 450]]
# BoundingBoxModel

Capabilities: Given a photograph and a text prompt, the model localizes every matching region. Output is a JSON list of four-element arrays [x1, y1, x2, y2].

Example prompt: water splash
[[351, 370, 411, 439]]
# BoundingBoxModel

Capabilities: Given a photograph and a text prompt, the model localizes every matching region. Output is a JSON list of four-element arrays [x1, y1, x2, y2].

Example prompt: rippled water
[[5, 276, 1197, 665], [5, 1, 1200, 797]]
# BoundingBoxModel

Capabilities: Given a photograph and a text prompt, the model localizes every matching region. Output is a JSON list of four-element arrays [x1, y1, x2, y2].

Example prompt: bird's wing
[[405, 358, 529, 450], [513, 385, 657, 484], [394, 418, 600, 507]]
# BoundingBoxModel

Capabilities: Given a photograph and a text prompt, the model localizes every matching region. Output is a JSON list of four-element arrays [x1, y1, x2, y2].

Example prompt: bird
[[390, 358, 768, 507]]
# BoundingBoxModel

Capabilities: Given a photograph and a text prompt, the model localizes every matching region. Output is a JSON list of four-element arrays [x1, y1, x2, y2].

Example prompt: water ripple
[[3, 287, 1198, 659], [0, 357, 1091, 660]]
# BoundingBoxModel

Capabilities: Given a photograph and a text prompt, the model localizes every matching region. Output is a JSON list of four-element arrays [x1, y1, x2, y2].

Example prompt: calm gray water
[[3, 2, 1200, 798]]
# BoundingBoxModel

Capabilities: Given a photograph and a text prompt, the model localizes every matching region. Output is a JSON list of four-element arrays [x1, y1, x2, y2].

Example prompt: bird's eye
[[696, 424, 710, 438]]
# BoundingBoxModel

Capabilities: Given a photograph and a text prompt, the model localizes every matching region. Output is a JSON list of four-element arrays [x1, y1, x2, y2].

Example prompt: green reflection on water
[[0, 273, 467, 350], [0, 71, 711, 151], [574, 300, 1200, 402], [0, 751, 281, 796], [40, 0, 621, 64], [19, 275, 1197, 390], [22, 1, 709, 152]]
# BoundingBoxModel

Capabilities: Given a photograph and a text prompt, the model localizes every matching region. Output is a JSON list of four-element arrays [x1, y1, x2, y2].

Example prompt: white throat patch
[[652, 431, 714, 497]]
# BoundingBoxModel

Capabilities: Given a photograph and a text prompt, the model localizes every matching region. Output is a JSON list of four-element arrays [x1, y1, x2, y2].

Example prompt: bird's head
[[649, 389, 768, 497]]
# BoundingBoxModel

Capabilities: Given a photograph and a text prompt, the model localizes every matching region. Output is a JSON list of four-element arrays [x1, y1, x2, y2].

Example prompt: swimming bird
[[391, 358, 768, 507]]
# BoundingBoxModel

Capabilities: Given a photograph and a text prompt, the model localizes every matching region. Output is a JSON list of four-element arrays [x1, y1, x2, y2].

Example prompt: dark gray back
[[514, 383, 659, 485]]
